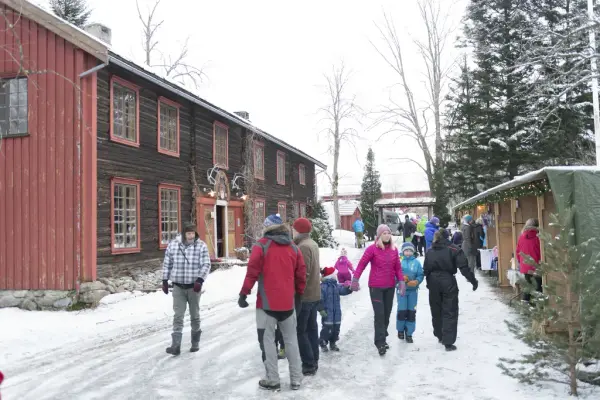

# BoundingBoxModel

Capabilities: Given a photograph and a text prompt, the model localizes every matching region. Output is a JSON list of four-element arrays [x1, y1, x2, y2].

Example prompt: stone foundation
[[0, 260, 247, 311]]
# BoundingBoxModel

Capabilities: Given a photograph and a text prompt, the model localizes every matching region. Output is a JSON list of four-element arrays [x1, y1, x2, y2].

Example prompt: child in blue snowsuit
[[397, 242, 424, 343], [318, 266, 352, 352]]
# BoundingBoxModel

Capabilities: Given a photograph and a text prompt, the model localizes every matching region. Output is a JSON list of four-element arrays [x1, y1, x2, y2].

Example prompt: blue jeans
[[296, 301, 320, 368], [396, 289, 418, 336]]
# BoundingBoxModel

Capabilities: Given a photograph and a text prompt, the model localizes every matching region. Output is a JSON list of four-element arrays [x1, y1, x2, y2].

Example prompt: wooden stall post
[[496, 201, 513, 287]]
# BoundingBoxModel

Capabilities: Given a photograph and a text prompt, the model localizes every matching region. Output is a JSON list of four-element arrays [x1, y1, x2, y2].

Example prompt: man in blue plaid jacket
[[162, 222, 211, 355]]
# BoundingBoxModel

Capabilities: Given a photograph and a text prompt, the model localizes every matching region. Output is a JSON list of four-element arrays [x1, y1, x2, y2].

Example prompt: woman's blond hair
[[433, 229, 447, 243], [522, 218, 539, 234]]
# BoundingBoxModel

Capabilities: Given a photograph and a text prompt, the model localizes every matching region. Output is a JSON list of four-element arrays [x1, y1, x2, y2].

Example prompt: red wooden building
[[0, 0, 106, 290], [0, 0, 325, 293]]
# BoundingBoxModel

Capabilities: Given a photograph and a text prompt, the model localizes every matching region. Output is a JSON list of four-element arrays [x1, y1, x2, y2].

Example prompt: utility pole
[[588, 0, 600, 165]]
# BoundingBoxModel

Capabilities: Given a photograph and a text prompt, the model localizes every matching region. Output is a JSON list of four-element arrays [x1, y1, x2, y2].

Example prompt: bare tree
[[319, 62, 360, 229], [371, 0, 454, 213], [136, 0, 207, 89]]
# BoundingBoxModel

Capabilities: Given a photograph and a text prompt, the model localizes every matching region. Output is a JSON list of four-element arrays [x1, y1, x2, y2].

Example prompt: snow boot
[[319, 340, 329, 352], [397, 331, 404, 340], [277, 348, 286, 360], [378, 345, 387, 356], [406, 335, 413, 343], [291, 382, 301, 390], [329, 342, 340, 352], [445, 344, 457, 352], [384, 342, 390, 350], [258, 380, 281, 391], [166, 332, 182, 356], [190, 330, 201, 352]]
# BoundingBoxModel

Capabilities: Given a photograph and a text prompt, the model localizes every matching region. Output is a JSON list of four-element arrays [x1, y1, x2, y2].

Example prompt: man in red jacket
[[238, 214, 307, 392]]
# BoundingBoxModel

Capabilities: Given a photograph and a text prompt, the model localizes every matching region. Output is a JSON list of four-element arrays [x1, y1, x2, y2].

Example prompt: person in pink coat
[[351, 224, 405, 356], [334, 248, 355, 284], [516, 218, 542, 303]]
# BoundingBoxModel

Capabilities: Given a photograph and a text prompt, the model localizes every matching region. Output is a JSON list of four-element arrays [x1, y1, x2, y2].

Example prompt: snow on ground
[[0, 234, 582, 400]]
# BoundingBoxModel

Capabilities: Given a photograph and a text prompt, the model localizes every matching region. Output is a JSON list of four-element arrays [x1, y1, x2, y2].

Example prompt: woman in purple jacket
[[351, 224, 405, 355]]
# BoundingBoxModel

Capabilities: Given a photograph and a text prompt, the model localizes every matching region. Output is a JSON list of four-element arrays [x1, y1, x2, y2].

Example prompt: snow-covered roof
[[12, 0, 326, 170], [374, 197, 437, 206], [5, 0, 109, 62], [452, 166, 600, 211], [323, 200, 360, 216]]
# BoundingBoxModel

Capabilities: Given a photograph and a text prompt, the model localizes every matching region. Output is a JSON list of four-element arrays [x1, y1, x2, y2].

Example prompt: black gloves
[[238, 294, 249, 308], [472, 279, 479, 291], [162, 280, 169, 295]]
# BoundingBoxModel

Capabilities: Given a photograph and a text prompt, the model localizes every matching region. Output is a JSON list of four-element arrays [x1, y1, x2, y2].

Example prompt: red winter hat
[[293, 218, 312, 234], [321, 266, 336, 278]]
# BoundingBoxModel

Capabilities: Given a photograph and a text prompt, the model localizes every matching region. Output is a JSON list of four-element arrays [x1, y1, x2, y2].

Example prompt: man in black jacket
[[423, 228, 478, 351]]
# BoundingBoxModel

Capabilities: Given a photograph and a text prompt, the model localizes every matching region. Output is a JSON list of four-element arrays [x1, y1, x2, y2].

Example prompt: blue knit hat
[[464, 215, 473, 223], [401, 242, 415, 253], [263, 214, 283, 227], [430, 216, 440, 225]]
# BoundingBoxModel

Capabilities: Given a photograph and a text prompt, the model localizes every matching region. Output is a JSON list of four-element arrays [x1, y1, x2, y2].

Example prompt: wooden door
[[204, 207, 215, 258], [228, 209, 236, 256]]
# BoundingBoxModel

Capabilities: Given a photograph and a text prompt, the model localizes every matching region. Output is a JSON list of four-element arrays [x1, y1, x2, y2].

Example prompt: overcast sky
[[41, 0, 467, 196]]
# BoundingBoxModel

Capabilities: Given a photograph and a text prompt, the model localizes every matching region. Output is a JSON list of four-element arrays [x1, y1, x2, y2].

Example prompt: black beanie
[[183, 222, 196, 234]]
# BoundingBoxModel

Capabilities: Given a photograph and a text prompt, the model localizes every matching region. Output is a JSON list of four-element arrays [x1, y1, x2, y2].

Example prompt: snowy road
[[2, 246, 571, 399]]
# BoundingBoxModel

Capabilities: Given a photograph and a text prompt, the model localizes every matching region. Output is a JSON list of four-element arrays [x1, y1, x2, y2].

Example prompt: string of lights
[[455, 179, 551, 211]]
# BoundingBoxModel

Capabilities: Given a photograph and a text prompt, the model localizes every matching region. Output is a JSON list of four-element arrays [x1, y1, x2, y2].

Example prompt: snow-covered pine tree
[[444, 55, 488, 200], [499, 208, 600, 396], [446, 0, 536, 194], [516, 0, 595, 166], [360, 148, 382, 240], [310, 201, 338, 249], [50, 0, 92, 28]]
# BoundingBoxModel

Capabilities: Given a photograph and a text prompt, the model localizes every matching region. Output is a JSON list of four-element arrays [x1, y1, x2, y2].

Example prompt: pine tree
[[50, 0, 92, 28], [499, 208, 600, 395], [310, 201, 338, 249], [360, 148, 382, 240], [517, 0, 595, 165]]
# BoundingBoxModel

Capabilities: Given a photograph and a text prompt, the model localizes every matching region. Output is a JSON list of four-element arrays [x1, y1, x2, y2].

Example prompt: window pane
[[215, 125, 228, 166], [0, 77, 28, 135], [112, 82, 137, 142], [160, 103, 178, 153], [113, 183, 138, 249], [160, 188, 179, 245]]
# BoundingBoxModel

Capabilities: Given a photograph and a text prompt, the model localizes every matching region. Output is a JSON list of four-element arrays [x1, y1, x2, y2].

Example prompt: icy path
[[1, 248, 571, 399]]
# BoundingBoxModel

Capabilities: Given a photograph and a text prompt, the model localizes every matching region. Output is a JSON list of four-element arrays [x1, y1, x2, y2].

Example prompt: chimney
[[234, 111, 250, 121], [84, 23, 112, 45]]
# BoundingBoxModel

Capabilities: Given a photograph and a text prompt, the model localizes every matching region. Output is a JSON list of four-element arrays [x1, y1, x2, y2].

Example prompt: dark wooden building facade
[[0, 0, 326, 290]]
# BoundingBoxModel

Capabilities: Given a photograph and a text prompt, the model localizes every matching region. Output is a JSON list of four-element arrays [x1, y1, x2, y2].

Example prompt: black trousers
[[369, 287, 395, 347], [319, 323, 341, 344], [522, 274, 543, 302], [428, 272, 459, 346]]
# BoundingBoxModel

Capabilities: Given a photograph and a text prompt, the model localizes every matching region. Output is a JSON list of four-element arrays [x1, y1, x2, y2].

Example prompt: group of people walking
[[159, 213, 481, 392]]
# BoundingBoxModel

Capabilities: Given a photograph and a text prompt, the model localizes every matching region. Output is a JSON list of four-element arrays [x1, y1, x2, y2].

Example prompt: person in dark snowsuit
[[423, 229, 478, 352], [318, 267, 353, 352], [402, 215, 416, 243]]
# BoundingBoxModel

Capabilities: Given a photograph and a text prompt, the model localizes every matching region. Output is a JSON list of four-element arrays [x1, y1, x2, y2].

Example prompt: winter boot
[[166, 332, 182, 356], [384, 342, 390, 350], [277, 348, 286, 360], [405, 335, 413, 343], [291, 382, 301, 390], [445, 344, 457, 352], [319, 340, 329, 352], [377, 345, 387, 356], [258, 380, 281, 391], [397, 331, 404, 340], [190, 330, 202, 352], [329, 342, 340, 352]]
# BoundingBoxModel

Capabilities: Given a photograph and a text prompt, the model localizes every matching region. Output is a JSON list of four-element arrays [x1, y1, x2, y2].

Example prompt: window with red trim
[[299, 164, 306, 186], [0, 77, 28, 136], [110, 77, 139, 146], [158, 97, 180, 157], [213, 122, 229, 168], [278, 202, 287, 221], [300, 203, 307, 218], [159, 184, 181, 248], [276, 151, 286, 185], [254, 198, 266, 223], [254, 142, 265, 179], [111, 177, 141, 254]]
